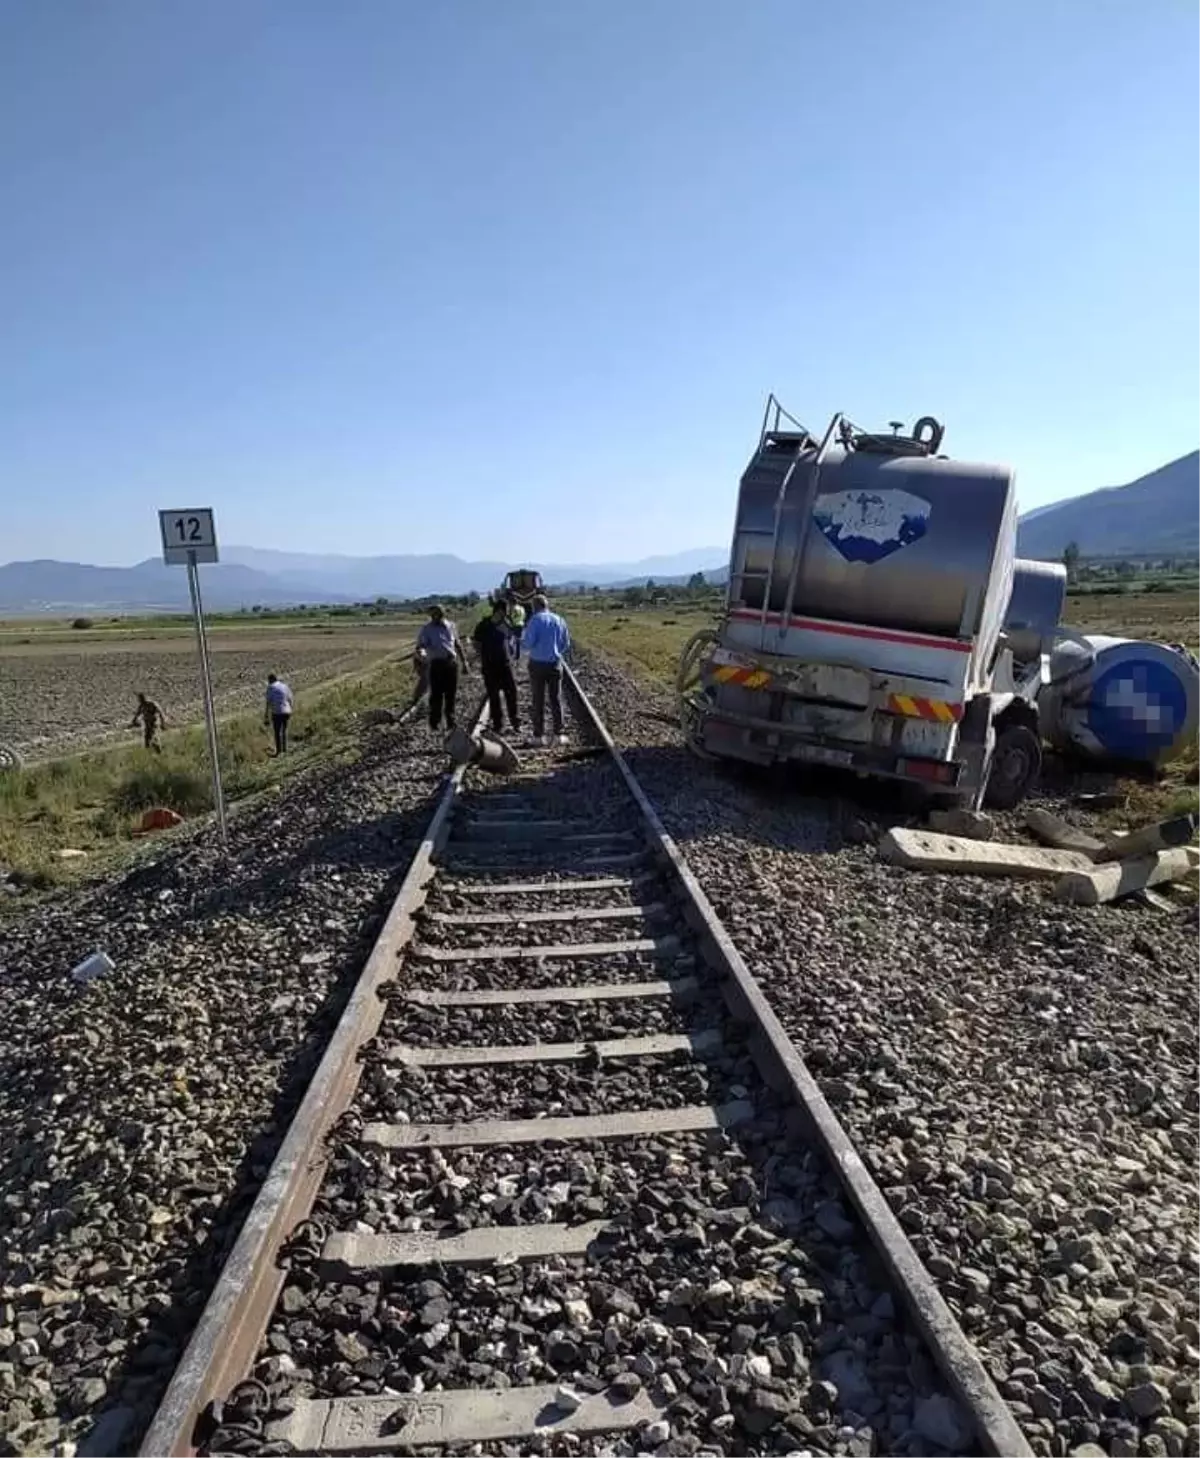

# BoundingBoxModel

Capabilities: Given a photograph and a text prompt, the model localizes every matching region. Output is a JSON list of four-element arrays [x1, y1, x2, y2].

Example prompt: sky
[[1, 1, 1197, 567]]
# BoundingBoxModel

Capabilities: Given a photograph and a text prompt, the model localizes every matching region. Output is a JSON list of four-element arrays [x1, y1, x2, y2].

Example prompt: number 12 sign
[[159, 508, 219, 566]]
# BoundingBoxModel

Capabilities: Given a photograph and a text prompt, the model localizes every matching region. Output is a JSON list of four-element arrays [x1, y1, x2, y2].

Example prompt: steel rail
[[138, 697, 489, 1457], [138, 673, 1030, 1457], [562, 664, 1030, 1458]]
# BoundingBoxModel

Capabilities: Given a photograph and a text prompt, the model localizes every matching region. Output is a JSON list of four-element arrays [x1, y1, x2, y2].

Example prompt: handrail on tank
[[772, 412, 844, 645], [758, 393, 811, 450], [755, 411, 842, 641]]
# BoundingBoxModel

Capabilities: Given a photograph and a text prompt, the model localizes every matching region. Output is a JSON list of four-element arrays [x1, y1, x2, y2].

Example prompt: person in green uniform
[[131, 693, 167, 752], [508, 600, 526, 661]]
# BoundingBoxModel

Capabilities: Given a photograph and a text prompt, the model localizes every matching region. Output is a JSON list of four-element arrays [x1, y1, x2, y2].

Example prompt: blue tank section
[[1045, 635, 1199, 766], [1087, 657, 1190, 760]]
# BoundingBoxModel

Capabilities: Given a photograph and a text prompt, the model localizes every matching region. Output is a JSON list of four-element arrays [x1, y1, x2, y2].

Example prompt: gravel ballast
[[355, 1045, 757, 1123], [258, 1126, 964, 1457], [5, 645, 1193, 1458], [384, 992, 730, 1048], [0, 718, 459, 1455], [221, 687, 971, 1458], [573, 646, 1199, 1458], [404, 949, 689, 993]]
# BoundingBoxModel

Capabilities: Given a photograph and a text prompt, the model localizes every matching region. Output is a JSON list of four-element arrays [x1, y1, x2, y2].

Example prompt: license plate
[[793, 744, 853, 767]]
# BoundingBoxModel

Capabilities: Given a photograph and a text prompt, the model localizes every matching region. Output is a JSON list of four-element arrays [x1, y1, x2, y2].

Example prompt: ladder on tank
[[728, 400, 842, 654], [725, 398, 809, 625]]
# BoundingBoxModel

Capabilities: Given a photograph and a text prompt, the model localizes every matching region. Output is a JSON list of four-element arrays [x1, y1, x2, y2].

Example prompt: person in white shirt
[[415, 604, 469, 731], [264, 673, 294, 755]]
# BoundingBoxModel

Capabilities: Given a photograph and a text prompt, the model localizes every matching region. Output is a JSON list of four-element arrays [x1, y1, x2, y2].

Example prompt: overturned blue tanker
[[1004, 558, 1198, 768]]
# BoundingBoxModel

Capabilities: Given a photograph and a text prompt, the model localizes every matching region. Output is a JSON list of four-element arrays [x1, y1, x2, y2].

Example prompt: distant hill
[[0, 558, 348, 614], [0, 548, 728, 615], [220, 546, 728, 599], [1017, 452, 1199, 559]]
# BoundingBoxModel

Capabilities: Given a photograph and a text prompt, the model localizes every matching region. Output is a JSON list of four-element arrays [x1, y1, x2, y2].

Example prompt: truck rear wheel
[[984, 724, 1041, 810]]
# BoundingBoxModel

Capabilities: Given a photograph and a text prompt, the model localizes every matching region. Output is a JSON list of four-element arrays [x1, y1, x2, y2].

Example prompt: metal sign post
[[158, 508, 228, 850]]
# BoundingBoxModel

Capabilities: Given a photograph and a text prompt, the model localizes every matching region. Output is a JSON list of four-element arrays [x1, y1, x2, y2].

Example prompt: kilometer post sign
[[159, 507, 219, 566], [157, 506, 227, 846]]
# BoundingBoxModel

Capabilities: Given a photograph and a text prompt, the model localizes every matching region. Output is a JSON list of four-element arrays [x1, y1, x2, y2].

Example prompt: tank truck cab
[[679, 399, 1045, 810]]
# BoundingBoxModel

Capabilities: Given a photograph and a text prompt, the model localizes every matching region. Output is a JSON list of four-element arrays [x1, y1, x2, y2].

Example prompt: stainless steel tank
[[1004, 558, 1067, 663], [728, 429, 1016, 642]]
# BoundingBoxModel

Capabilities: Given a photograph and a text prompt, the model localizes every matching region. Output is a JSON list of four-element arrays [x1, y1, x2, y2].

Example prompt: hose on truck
[[677, 629, 720, 760]]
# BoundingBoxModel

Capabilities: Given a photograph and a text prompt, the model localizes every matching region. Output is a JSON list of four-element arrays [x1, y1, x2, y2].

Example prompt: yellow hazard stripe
[[713, 664, 773, 688], [888, 693, 962, 722]]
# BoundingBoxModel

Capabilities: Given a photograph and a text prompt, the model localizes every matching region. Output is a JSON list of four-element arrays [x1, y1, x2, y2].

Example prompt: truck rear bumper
[[699, 708, 964, 787]]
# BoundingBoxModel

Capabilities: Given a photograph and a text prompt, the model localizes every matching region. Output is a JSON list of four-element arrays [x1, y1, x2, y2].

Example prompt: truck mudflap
[[700, 708, 964, 787]]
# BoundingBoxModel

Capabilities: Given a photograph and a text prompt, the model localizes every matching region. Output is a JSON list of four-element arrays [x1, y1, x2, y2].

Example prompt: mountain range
[[219, 545, 726, 599], [1014, 451, 1198, 560], [0, 548, 728, 614]]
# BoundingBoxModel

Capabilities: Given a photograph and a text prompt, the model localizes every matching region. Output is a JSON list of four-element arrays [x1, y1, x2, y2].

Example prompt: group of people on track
[[128, 593, 569, 764], [414, 592, 570, 746]]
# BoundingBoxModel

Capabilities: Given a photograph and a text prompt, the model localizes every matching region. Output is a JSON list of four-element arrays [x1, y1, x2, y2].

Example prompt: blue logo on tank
[[812, 488, 932, 564], [1088, 659, 1187, 758]]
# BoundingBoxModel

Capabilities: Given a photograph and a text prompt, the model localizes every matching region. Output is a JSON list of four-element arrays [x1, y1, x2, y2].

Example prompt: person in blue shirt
[[521, 593, 571, 745]]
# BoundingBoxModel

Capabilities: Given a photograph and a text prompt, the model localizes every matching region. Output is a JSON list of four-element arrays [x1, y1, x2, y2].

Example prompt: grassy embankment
[[0, 652, 423, 888], [571, 591, 1199, 823], [571, 604, 719, 685]]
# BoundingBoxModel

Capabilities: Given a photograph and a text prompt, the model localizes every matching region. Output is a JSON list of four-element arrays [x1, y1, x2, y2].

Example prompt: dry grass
[[1066, 589, 1198, 653], [0, 655, 423, 890]]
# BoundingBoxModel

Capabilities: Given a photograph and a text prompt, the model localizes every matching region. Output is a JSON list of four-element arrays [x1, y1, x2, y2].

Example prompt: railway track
[[139, 669, 1030, 1458]]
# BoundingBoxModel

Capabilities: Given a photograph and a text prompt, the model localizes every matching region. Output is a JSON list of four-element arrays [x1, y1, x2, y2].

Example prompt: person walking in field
[[472, 598, 520, 736], [264, 673, 294, 755], [131, 692, 167, 752], [416, 604, 469, 732], [522, 593, 571, 745]]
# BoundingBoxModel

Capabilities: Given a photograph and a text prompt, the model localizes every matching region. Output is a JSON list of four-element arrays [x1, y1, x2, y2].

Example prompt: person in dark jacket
[[472, 599, 520, 735]]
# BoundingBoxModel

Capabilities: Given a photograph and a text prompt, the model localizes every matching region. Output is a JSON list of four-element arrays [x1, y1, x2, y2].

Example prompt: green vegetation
[[1061, 547, 1198, 597], [572, 604, 719, 685], [0, 655, 420, 889]]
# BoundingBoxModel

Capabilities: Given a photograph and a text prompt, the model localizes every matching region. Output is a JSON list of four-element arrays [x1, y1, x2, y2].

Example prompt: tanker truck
[[679, 399, 1045, 809]]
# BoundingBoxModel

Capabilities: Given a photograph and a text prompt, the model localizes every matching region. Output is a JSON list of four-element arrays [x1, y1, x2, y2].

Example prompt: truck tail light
[[898, 758, 959, 785]]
